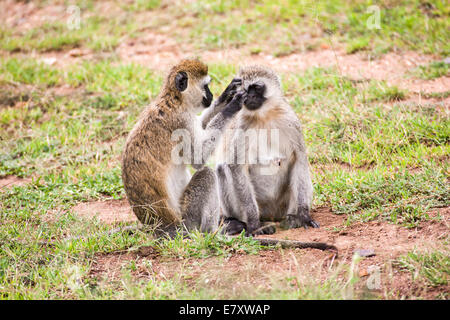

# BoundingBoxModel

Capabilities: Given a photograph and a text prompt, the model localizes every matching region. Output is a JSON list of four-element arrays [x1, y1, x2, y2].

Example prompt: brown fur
[[241, 104, 287, 127], [122, 59, 208, 227]]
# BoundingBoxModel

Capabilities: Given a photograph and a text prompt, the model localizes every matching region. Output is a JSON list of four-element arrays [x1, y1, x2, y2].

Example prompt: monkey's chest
[[249, 163, 287, 200]]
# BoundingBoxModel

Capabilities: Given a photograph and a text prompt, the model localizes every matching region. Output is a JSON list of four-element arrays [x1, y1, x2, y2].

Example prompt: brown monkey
[[122, 59, 243, 234]]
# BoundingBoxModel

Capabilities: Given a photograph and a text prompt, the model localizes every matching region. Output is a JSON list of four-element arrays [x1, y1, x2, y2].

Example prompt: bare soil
[[72, 199, 137, 223], [0, 175, 31, 191], [88, 206, 449, 299]]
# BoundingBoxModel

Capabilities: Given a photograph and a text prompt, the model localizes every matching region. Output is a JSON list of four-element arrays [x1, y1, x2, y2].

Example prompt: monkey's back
[[122, 104, 183, 226]]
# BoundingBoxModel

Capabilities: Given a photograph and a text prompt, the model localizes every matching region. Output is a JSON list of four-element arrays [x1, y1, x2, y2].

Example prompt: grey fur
[[216, 65, 318, 235]]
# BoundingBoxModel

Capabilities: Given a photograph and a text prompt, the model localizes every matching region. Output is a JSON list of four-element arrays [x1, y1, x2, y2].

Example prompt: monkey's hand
[[222, 217, 247, 235], [221, 90, 246, 119], [218, 78, 242, 104]]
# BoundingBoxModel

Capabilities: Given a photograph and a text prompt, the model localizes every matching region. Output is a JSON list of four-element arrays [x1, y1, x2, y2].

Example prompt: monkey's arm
[[201, 78, 242, 129], [200, 99, 226, 130], [282, 149, 318, 229], [193, 91, 244, 169]]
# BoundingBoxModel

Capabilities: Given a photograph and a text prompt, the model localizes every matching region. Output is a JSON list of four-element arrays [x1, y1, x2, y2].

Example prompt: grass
[[397, 247, 449, 288], [160, 0, 450, 55], [0, 0, 449, 300], [410, 61, 450, 80], [315, 167, 449, 227], [0, 14, 141, 53]]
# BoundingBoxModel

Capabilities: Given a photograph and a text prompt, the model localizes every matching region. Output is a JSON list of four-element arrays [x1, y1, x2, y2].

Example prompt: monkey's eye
[[249, 84, 265, 94]]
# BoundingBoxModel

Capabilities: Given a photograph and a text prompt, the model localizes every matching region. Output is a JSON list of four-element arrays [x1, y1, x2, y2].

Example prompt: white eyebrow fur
[[202, 75, 211, 85]]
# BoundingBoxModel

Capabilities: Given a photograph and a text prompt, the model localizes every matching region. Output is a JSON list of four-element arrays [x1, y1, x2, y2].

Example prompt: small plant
[[411, 61, 449, 80], [396, 249, 450, 287], [154, 230, 262, 259], [346, 37, 370, 54]]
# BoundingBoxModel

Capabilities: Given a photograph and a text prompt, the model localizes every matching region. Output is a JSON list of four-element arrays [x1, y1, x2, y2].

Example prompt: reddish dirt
[[88, 206, 449, 299], [117, 37, 450, 95], [3, 0, 447, 96], [72, 199, 137, 223], [1, 0, 68, 32], [256, 207, 449, 260], [0, 175, 31, 191]]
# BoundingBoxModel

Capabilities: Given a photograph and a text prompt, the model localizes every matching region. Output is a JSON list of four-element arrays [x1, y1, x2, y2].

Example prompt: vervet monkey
[[216, 65, 319, 236], [121, 61, 336, 253], [122, 59, 244, 234]]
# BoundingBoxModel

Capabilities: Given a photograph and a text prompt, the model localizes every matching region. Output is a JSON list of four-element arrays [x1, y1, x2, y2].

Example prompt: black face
[[202, 83, 213, 108], [244, 83, 266, 111]]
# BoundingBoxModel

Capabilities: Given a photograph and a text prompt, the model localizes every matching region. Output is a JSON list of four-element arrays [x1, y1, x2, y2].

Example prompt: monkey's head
[[238, 65, 282, 111], [165, 59, 213, 113]]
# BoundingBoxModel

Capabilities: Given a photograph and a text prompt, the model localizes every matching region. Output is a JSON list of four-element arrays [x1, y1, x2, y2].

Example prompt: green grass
[[411, 61, 450, 80], [397, 247, 449, 288], [155, 231, 262, 259], [123, 0, 162, 12], [346, 37, 370, 54], [1, 0, 449, 299], [0, 15, 139, 53], [161, 0, 450, 55], [314, 166, 449, 228]]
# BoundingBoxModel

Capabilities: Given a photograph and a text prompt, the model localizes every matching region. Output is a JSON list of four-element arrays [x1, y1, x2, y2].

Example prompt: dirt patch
[[72, 199, 137, 224], [257, 207, 449, 260], [218, 49, 449, 94], [87, 207, 448, 298], [116, 32, 184, 72], [89, 252, 136, 281], [1, 1, 64, 32], [0, 175, 31, 191], [117, 35, 449, 94]]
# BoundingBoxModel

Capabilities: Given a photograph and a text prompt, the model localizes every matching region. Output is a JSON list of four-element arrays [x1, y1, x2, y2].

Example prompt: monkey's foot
[[222, 217, 247, 235]]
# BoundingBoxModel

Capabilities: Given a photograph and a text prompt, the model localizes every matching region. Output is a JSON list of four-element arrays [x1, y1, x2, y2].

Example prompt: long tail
[[254, 237, 338, 253]]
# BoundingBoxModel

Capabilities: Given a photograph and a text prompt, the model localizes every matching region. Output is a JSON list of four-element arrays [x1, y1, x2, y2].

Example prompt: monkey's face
[[243, 81, 267, 111], [201, 78, 213, 108], [175, 71, 213, 112], [238, 65, 283, 112]]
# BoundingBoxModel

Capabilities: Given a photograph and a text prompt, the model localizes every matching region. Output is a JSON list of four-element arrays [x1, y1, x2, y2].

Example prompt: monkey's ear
[[175, 71, 188, 92]]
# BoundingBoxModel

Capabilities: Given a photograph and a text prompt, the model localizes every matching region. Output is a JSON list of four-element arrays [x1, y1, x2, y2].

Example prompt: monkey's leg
[[179, 167, 220, 233], [281, 156, 319, 229], [220, 163, 261, 234], [216, 164, 246, 235]]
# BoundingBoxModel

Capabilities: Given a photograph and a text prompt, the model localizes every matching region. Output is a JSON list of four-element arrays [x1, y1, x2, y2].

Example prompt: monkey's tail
[[254, 238, 338, 254]]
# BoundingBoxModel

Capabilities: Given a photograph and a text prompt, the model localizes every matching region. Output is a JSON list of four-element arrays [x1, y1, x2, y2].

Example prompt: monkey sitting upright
[[122, 59, 243, 234], [216, 65, 319, 235]]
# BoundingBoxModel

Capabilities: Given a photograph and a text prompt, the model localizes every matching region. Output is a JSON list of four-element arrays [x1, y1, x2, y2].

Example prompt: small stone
[[41, 57, 56, 65], [354, 249, 376, 257]]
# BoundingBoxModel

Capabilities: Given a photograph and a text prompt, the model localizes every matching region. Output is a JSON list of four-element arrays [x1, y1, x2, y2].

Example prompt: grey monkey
[[215, 64, 319, 236]]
